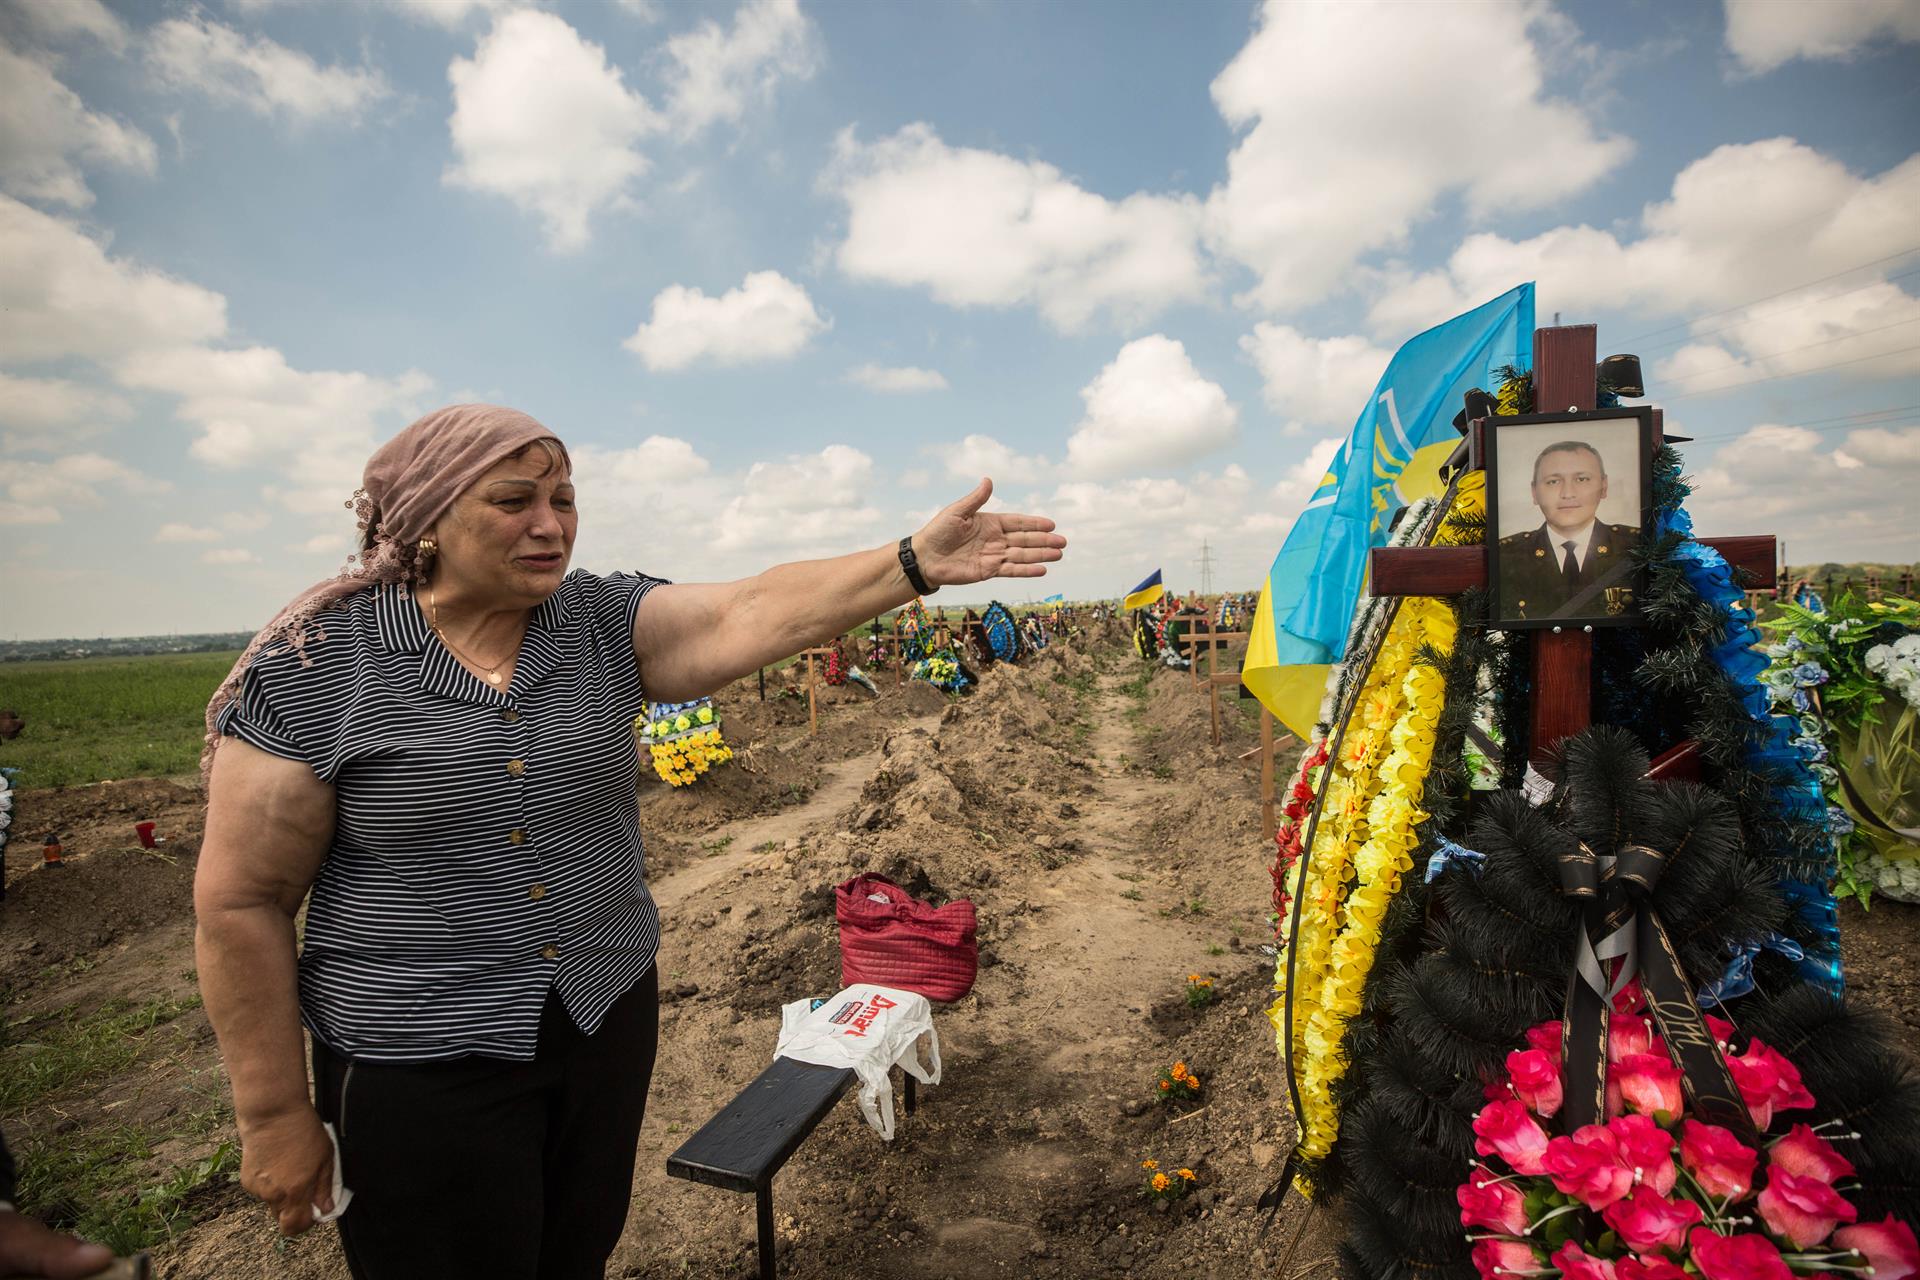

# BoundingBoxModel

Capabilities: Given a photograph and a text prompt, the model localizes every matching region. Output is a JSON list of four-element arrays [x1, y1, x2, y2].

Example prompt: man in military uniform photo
[[1498, 440, 1640, 622]]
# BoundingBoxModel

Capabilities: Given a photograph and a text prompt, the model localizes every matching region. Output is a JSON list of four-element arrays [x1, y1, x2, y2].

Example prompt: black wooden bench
[[666, 1056, 917, 1280]]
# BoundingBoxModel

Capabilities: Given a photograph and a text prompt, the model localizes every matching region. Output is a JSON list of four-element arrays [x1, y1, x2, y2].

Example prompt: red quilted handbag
[[835, 874, 978, 1002]]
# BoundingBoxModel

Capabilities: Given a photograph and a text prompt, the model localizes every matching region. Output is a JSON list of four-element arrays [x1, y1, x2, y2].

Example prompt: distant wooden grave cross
[[1368, 324, 1779, 771]]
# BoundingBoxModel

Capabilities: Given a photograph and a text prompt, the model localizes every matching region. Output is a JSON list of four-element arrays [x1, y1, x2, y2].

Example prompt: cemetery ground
[[2, 634, 1917, 1279]]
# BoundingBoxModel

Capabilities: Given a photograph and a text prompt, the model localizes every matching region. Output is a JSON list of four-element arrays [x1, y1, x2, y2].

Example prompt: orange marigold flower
[[1151, 1173, 1170, 1192], [1140, 1159, 1158, 1170], [1158, 1080, 1171, 1091], [1177, 1168, 1196, 1181], [1171, 1061, 1187, 1077]]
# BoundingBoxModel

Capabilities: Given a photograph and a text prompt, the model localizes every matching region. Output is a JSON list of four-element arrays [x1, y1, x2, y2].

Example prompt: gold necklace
[[428, 584, 518, 686]]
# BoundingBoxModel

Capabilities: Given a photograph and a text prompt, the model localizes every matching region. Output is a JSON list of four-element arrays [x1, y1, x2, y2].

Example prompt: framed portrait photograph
[[1485, 408, 1654, 629]]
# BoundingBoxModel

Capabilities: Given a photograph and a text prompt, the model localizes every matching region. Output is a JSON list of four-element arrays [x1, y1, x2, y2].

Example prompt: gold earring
[[418, 537, 437, 560]]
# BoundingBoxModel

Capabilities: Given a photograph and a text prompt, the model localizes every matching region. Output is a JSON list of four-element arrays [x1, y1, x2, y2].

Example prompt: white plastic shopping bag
[[775, 984, 941, 1140]]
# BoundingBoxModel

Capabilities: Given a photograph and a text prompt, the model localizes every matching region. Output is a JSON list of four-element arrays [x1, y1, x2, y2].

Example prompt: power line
[[1682, 412, 1920, 446], [1661, 342, 1920, 402], [1631, 264, 1920, 356], [1616, 243, 1920, 346], [1659, 315, 1920, 387]]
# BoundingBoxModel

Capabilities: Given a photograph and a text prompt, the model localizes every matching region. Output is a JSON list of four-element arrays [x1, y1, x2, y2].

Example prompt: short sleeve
[[580, 570, 671, 646], [213, 649, 329, 778]]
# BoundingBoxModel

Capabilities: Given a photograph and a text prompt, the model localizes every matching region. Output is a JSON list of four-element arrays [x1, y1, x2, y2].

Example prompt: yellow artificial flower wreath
[[1268, 472, 1483, 1190]]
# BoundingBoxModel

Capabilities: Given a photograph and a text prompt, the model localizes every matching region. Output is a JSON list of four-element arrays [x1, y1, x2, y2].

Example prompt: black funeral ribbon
[[1556, 840, 1759, 1145]]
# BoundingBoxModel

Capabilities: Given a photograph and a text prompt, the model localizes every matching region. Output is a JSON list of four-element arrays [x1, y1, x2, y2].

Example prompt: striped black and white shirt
[[216, 569, 667, 1063]]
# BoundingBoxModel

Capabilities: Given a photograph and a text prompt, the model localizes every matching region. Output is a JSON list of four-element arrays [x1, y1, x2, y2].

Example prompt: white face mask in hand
[[313, 1123, 354, 1223], [775, 985, 941, 1140]]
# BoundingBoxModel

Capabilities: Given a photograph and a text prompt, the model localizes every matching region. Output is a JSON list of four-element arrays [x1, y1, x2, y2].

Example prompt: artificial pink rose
[[1756, 1169, 1858, 1249], [1833, 1215, 1920, 1280], [1550, 1241, 1617, 1280], [1471, 1238, 1541, 1280], [1544, 1125, 1634, 1210], [1607, 1113, 1677, 1194], [1614, 1053, 1684, 1121], [1617, 1256, 1689, 1280], [1601, 1185, 1702, 1254], [1525, 1019, 1563, 1066], [1688, 1228, 1794, 1280], [1769, 1123, 1856, 1184], [1729, 1040, 1816, 1130], [1506, 1047, 1563, 1118], [1679, 1120, 1759, 1201], [1457, 1171, 1528, 1236], [1609, 1014, 1656, 1063], [1613, 977, 1646, 1015], [1474, 1099, 1551, 1176]]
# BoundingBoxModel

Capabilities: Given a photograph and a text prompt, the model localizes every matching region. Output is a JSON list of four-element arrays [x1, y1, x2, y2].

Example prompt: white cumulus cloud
[[936, 434, 1048, 485], [0, 195, 226, 362], [827, 123, 1208, 332], [445, 10, 660, 253], [623, 270, 827, 371], [1366, 139, 1920, 391], [0, 370, 132, 447], [845, 363, 948, 393], [146, 13, 392, 124], [1239, 324, 1389, 434], [662, 0, 818, 135], [114, 344, 433, 513], [1689, 423, 1920, 558], [1724, 0, 1920, 73], [6, 0, 130, 52], [0, 43, 156, 208], [1064, 335, 1238, 477], [201, 547, 261, 565], [0, 451, 168, 526], [1205, 0, 1629, 313]]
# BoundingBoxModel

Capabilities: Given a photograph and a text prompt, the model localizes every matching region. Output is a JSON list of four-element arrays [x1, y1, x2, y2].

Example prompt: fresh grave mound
[[1134, 664, 1251, 770]]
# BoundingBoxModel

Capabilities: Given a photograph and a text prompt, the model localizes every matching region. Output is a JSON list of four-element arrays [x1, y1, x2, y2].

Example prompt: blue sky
[[2, 0, 1918, 639]]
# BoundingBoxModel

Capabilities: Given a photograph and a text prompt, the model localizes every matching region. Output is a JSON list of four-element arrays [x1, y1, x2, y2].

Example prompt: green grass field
[[0, 651, 240, 788]]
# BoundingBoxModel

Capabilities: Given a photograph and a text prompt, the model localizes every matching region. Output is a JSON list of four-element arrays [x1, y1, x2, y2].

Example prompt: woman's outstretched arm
[[634, 477, 1065, 702]]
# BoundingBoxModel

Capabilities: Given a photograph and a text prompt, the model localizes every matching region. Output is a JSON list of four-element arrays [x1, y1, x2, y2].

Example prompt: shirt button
[[501, 708, 521, 723], [529, 883, 547, 901], [541, 943, 559, 960], [506, 758, 525, 777], [508, 828, 527, 845]]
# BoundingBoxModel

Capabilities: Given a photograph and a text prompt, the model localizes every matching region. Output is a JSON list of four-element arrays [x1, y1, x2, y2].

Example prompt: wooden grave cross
[[1367, 324, 1779, 773]]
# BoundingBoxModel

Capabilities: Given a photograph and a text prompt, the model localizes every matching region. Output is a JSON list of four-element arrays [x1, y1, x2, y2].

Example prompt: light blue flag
[[1041, 593, 1065, 603], [1254, 284, 1535, 714]]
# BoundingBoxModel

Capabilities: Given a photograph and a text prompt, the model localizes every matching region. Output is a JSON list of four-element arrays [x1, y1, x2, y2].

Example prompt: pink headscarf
[[202, 404, 564, 776]]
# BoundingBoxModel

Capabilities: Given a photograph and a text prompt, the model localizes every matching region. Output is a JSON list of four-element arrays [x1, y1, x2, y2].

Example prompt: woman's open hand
[[912, 479, 1065, 587]]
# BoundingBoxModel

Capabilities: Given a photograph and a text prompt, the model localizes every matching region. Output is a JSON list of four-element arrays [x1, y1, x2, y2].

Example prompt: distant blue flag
[[1245, 285, 1534, 736], [1040, 593, 1065, 603]]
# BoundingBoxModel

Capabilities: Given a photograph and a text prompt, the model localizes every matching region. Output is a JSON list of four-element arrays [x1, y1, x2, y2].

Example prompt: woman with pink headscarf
[[194, 405, 1065, 1279]]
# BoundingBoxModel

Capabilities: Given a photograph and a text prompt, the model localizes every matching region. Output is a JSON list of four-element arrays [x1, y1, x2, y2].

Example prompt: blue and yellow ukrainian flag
[[1122, 570, 1164, 611], [1243, 284, 1536, 739]]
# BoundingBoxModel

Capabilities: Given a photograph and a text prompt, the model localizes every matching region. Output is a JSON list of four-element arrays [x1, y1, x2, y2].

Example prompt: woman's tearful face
[[439, 445, 578, 604]]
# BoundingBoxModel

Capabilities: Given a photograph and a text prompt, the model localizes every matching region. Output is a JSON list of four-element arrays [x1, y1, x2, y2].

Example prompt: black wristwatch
[[898, 536, 935, 595]]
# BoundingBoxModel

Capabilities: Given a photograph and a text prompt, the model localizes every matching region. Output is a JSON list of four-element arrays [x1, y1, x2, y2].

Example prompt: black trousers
[[311, 968, 659, 1280]]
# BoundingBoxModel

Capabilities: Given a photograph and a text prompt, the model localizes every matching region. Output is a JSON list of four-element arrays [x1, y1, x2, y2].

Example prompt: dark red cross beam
[[1368, 324, 1778, 770]]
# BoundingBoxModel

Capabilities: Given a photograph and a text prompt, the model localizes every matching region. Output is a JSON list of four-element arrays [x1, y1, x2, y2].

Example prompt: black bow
[[1556, 839, 1758, 1143]]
